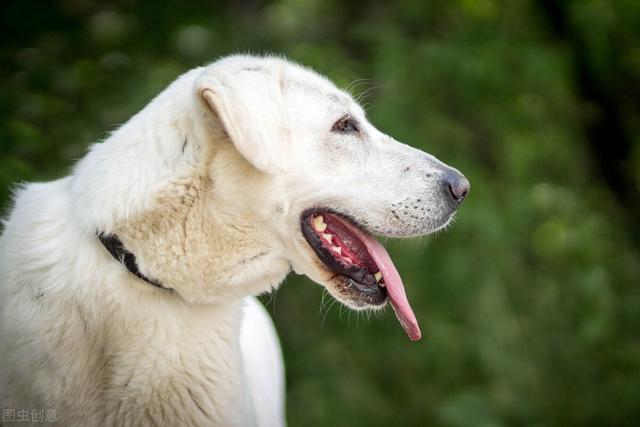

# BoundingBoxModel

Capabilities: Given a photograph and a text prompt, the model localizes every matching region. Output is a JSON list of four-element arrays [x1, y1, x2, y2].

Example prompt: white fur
[[0, 54, 463, 426]]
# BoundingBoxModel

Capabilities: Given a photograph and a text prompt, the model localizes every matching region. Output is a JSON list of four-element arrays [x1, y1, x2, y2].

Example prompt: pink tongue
[[331, 216, 422, 341]]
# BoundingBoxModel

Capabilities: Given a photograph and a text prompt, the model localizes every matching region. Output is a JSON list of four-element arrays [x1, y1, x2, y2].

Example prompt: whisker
[[355, 84, 388, 104], [321, 296, 337, 327], [345, 78, 373, 94]]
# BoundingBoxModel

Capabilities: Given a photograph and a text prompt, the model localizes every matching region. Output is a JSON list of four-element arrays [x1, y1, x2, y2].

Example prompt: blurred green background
[[2, 0, 640, 426]]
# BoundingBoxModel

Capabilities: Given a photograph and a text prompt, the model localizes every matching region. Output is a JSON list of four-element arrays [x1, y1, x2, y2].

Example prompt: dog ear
[[198, 65, 289, 175]]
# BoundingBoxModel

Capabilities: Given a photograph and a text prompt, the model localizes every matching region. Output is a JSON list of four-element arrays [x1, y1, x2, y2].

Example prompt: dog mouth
[[301, 209, 421, 341]]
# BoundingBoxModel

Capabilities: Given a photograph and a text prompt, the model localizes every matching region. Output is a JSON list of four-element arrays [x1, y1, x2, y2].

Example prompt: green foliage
[[1, 1, 639, 425]]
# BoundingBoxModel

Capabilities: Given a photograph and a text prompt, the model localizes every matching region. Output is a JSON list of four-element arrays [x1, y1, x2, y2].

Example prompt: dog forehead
[[206, 54, 351, 103], [281, 74, 353, 120], [285, 66, 349, 102], [204, 53, 360, 123], [285, 78, 348, 105]]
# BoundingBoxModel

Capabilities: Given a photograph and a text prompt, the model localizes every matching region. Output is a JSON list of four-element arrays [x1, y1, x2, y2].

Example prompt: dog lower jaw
[[330, 275, 389, 309]]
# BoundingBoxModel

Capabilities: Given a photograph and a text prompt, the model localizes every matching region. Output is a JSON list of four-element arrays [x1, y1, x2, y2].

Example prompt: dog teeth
[[331, 245, 342, 254], [313, 215, 327, 232], [374, 272, 383, 282], [322, 233, 333, 243], [379, 282, 386, 288]]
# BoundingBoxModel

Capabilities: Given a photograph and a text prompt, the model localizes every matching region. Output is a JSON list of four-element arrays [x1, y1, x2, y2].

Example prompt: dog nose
[[445, 170, 470, 203]]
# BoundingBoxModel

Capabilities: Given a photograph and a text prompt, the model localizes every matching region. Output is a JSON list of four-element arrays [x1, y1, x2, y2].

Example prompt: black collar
[[97, 232, 172, 291]]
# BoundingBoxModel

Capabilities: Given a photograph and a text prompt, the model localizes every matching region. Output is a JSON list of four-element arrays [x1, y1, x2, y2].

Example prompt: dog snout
[[444, 169, 470, 204]]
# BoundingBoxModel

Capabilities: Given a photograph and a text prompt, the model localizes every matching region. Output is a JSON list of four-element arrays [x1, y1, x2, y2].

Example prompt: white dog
[[0, 54, 469, 426]]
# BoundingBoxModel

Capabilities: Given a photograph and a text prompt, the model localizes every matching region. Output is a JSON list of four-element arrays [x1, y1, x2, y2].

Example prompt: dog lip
[[301, 207, 375, 237], [300, 209, 387, 303]]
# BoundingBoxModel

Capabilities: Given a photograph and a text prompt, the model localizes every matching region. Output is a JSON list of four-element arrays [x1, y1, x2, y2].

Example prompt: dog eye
[[332, 116, 359, 134]]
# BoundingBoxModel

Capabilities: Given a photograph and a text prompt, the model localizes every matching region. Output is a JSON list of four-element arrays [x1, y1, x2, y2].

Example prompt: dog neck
[[105, 172, 290, 304]]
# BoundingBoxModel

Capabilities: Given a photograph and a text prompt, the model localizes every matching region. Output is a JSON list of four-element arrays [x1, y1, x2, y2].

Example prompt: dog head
[[74, 55, 468, 339], [194, 55, 469, 339]]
